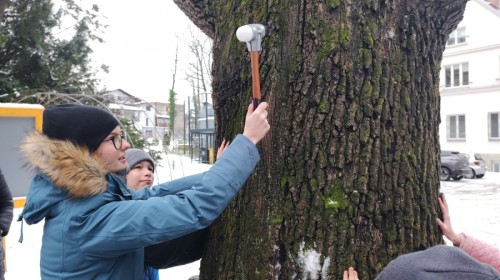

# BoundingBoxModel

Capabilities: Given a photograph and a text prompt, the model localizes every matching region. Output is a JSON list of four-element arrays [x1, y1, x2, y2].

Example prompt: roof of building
[[479, 0, 500, 16], [106, 89, 144, 104], [109, 103, 143, 111]]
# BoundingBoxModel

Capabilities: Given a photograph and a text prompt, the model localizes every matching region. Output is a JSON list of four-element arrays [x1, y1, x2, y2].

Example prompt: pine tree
[[0, 0, 105, 103]]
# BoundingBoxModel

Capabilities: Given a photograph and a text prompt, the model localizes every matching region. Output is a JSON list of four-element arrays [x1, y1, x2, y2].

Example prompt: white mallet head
[[236, 24, 266, 52], [236, 25, 254, 42]]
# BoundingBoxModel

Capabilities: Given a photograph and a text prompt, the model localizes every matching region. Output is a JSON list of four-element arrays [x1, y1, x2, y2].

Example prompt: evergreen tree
[[168, 89, 176, 138], [0, 0, 105, 104]]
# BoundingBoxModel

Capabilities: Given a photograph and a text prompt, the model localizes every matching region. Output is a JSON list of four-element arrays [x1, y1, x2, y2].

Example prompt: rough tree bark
[[0, 0, 7, 24], [174, 1, 468, 279]]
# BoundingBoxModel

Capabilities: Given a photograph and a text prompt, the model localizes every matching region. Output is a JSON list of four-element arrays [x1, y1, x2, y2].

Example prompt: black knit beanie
[[42, 104, 119, 153]]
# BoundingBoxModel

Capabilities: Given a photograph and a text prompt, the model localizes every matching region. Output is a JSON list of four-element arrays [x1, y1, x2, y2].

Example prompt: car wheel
[[452, 175, 463, 181], [476, 174, 484, 178], [465, 168, 476, 179], [440, 167, 451, 181]]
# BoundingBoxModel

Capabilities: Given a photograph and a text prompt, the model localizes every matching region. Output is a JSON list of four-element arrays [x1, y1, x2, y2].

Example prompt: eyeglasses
[[102, 134, 124, 150]]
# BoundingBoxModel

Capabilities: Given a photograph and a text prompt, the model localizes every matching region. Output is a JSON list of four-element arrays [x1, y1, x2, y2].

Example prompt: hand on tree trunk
[[343, 267, 359, 280], [436, 194, 462, 246], [216, 139, 230, 159]]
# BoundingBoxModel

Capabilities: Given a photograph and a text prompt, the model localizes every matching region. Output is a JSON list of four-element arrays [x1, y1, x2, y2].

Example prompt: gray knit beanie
[[125, 148, 155, 172], [375, 245, 500, 280]]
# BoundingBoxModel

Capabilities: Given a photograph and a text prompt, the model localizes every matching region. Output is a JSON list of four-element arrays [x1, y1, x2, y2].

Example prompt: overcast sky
[[83, 0, 206, 103]]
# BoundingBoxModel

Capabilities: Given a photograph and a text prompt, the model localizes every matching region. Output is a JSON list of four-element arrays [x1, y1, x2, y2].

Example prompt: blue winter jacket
[[19, 133, 259, 280]]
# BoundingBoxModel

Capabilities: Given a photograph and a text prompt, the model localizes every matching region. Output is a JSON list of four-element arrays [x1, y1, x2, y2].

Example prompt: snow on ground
[[4, 154, 500, 279], [439, 172, 500, 246]]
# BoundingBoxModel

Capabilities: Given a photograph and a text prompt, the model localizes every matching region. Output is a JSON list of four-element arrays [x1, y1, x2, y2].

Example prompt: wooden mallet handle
[[250, 51, 261, 110]]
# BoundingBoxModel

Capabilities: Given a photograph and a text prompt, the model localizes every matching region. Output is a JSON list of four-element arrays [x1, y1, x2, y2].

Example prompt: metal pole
[[188, 97, 192, 161], [183, 100, 186, 155], [205, 92, 208, 130], [205, 92, 209, 163]]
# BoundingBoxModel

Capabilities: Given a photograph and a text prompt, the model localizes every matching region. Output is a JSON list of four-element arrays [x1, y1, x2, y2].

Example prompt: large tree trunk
[[175, 0, 468, 279]]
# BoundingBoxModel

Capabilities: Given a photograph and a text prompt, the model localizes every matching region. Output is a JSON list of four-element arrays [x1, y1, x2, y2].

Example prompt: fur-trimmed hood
[[20, 132, 109, 198]]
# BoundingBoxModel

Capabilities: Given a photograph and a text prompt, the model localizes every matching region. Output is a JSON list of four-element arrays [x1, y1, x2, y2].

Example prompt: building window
[[492, 161, 500, 173], [133, 111, 140, 121], [447, 26, 466, 46], [447, 115, 466, 140], [489, 112, 500, 140], [156, 117, 168, 127], [445, 63, 469, 87]]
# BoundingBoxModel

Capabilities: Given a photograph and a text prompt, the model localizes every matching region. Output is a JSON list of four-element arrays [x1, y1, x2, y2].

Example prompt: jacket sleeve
[[131, 173, 204, 200], [0, 169, 14, 236], [78, 134, 260, 258], [459, 233, 500, 273]]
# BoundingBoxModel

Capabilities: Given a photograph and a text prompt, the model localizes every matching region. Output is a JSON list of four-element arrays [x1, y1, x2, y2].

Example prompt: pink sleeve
[[459, 233, 500, 273]]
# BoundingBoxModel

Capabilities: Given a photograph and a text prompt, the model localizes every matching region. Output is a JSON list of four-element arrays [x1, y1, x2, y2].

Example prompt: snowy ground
[[439, 172, 500, 246], [4, 155, 500, 279]]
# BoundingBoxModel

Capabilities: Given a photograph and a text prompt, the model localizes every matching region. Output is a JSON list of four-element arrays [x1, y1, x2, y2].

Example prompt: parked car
[[464, 153, 487, 179], [440, 150, 471, 181]]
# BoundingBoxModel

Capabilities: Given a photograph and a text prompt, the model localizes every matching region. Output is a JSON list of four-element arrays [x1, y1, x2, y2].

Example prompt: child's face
[[94, 126, 130, 173], [126, 161, 154, 190]]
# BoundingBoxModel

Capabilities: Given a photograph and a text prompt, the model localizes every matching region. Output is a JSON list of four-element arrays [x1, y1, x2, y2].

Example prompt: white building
[[439, 0, 500, 172], [106, 89, 167, 141]]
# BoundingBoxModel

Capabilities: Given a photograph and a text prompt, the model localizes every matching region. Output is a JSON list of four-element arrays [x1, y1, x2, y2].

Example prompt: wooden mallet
[[236, 24, 266, 110]]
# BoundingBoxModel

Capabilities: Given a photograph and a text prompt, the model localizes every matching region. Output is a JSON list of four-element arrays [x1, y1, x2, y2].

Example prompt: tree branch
[[420, 0, 468, 34], [173, 0, 215, 39]]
